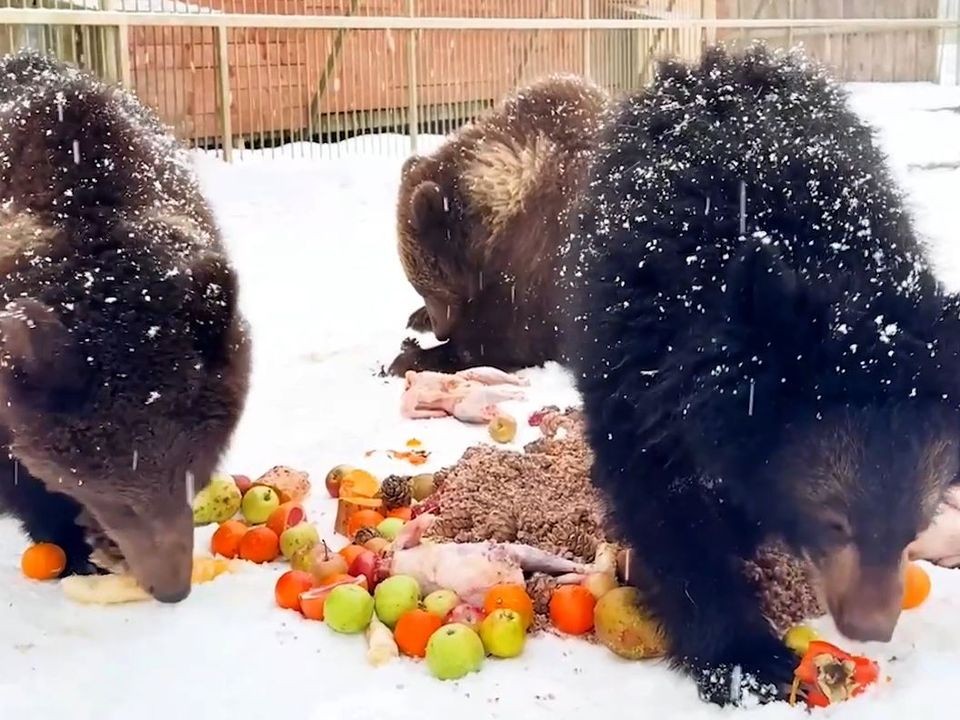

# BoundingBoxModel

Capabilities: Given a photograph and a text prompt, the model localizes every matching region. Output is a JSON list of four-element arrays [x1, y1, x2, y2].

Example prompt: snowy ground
[[4, 81, 960, 719]]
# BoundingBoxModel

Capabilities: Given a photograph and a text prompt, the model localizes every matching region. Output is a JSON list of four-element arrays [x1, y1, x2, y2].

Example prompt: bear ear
[[0, 297, 89, 411], [408, 181, 448, 236], [401, 154, 423, 179]]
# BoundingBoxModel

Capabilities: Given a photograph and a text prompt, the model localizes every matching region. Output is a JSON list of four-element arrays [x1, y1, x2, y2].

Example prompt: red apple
[[348, 549, 381, 590], [444, 603, 486, 633], [233, 474, 253, 494], [309, 541, 349, 584]]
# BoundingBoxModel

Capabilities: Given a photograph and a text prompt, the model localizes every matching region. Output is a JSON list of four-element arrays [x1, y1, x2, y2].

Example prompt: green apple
[[241, 486, 280, 525], [479, 609, 526, 658], [290, 546, 313, 573], [410, 473, 437, 501], [376, 517, 405, 541], [373, 574, 420, 628], [324, 584, 375, 634], [192, 473, 242, 526], [425, 623, 485, 680], [423, 589, 460, 619], [279, 522, 320, 560]]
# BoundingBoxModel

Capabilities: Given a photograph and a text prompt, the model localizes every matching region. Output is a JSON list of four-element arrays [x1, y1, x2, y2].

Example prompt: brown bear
[[0, 50, 251, 602], [387, 74, 609, 376]]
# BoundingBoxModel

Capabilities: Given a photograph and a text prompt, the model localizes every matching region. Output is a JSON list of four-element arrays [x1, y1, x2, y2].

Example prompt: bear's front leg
[[0, 457, 100, 576], [601, 466, 795, 706], [387, 337, 463, 376], [406, 306, 432, 333]]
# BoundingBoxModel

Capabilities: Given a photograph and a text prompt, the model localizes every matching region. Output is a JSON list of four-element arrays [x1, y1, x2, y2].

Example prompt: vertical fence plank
[[406, 0, 419, 153], [215, 24, 233, 162]]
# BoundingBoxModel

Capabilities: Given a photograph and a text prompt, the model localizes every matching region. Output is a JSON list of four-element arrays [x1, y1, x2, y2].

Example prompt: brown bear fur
[[388, 74, 609, 375], [0, 50, 251, 602]]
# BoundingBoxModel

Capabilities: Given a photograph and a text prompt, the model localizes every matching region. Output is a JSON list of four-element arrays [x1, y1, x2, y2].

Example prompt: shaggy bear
[[388, 74, 608, 375], [563, 43, 960, 705], [0, 50, 251, 602]]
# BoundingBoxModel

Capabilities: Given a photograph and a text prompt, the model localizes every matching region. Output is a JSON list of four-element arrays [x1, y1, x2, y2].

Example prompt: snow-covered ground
[[4, 81, 960, 720]]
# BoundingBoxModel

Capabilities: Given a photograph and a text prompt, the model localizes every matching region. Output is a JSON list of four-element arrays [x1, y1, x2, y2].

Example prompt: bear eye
[[822, 516, 851, 544]]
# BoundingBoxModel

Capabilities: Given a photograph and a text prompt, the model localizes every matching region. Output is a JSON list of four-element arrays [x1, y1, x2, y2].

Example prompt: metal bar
[[406, 0, 418, 154], [582, 0, 590, 79], [0, 10, 954, 32], [214, 24, 233, 162]]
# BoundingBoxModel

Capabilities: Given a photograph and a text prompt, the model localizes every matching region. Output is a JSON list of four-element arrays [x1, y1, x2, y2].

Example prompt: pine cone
[[353, 526, 381, 545], [380, 474, 412, 510]]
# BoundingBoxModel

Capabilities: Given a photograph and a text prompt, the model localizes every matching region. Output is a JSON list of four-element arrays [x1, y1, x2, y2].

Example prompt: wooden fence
[[0, 1, 954, 160]]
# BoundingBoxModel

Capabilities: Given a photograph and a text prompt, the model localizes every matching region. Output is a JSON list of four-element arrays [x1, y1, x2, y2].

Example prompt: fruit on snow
[[488, 414, 518, 444], [275, 570, 315, 611], [233, 474, 253, 494], [425, 623, 485, 680], [348, 549, 381, 590], [279, 523, 320, 560], [238, 526, 280, 563], [338, 544, 367, 567], [266, 502, 306, 537], [903, 562, 931, 610], [210, 519, 248, 559], [783, 624, 820, 656], [346, 509, 386, 539], [363, 537, 391, 555], [423, 589, 460, 619], [373, 574, 421, 628], [444, 603, 486, 633], [410, 473, 437, 502], [549, 585, 596, 635], [583, 572, 618, 600], [594, 586, 667, 659], [480, 608, 526, 658], [376, 517, 405, 541], [483, 584, 535, 630], [299, 576, 366, 621], [325, 464, 355, 499], [21, 543, 67, 580], [192, 473, 242, 525], [308, 542, 349, 584], [241, 486, 281, 525], [340, 468, 381, 498], [394, 608, 443, 658], [324, 584, 375, 634]]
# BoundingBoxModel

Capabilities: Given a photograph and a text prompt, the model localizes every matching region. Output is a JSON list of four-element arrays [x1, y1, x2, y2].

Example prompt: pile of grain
[[424, 406, 824, 634]]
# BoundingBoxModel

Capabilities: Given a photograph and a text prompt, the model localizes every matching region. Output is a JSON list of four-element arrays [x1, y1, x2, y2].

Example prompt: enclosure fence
[[0, 1, 957, 161]]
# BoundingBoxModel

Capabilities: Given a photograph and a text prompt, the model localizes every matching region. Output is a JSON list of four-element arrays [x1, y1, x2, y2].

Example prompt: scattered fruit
[[299, 576, 366, 621], [275, 570, 315, 611], [210, 519, 248, 559], [549, 585, 596, 635], [366, 614, 399, 666], [376, 517, 405, 541], [253, 465, 311, 504], [791, 640, 880, 708], [374, 574, 421, 628], [279, 522, 320, 560], [488, 414, 518, 444], [238, 526, 280, 563], [483, 584, 535, 630], [364, 537, 391, 555], [353, 526, 381, 546], [192, 473, 242, 525], [338, 544, 367, 567], [334, 496, 385, 536], [290, 546, 313, 573], [903, 562, 931, 610], [423, 589, 460, 619], [20, 542, 67, 580], [325, 464, 355, 499], [410, 473, 437, 502], [445, 603, 486, 633], [348, 549, 381, 589], [594, 586, 667, 660], [426, 623, 485, 680], [582, 572, 618, 600], [266, 502, 306, 537], [480, 608, 526, 658], [784, 624, 820, 656], [308, 541, 350, 584], [324, 584, 376, 634], [394, 608, 443, 657], [346, 509, 386, 539], [387, 507, 413, 522], [192, 556, 231, 583], [241, 486, 281, 525], [233, 474, 253, 494], [340, 468, 381, 499]]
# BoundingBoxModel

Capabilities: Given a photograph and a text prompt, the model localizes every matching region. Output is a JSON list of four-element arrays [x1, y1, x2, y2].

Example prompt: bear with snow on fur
[[0, 50, 250, 602]]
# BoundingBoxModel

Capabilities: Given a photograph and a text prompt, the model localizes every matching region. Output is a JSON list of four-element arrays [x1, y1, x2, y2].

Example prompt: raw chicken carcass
[[400, 366, 528, 423], [379, 513, 614, 606]]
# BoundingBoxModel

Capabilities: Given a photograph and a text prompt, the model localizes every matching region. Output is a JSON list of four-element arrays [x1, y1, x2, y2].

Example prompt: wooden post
[[701, 0, 717, 48], [117, 24, 131, 89], [406, 0, 419, 154], [582, 0, 591, 79], [786, 0, 794, 48], [215, 24, 233, 163]]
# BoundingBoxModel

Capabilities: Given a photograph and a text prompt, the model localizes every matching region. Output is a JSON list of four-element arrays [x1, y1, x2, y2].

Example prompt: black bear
[[388, 74, 609, 375], [0, 50, 250, 602], [563, 43, 960, 705]]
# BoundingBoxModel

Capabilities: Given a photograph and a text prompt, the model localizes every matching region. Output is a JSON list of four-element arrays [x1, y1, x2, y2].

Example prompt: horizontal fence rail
[[2, 2, 956, 162]]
